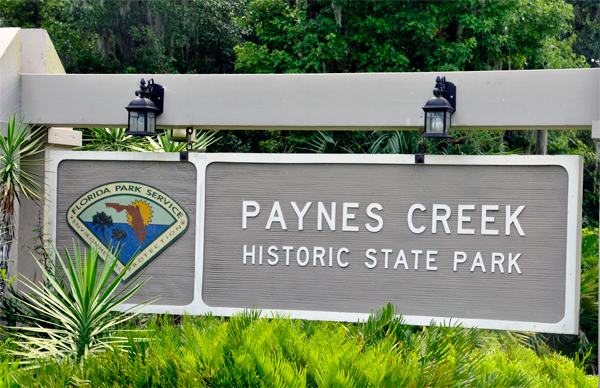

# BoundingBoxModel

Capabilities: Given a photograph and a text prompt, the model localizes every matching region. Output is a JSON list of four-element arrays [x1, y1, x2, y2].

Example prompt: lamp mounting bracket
[[434, 76, 456, 110], [136, 78, 164, 115]]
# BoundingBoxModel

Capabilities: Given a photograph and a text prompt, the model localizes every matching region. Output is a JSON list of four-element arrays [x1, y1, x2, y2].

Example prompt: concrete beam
[[593, 121, 600, 141], [21, 69, 599, 130], [45, 127, 82, 147]]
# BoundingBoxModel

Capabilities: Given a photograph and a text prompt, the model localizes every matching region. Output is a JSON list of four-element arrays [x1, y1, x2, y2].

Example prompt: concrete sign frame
[[48, 151, 582, 334]]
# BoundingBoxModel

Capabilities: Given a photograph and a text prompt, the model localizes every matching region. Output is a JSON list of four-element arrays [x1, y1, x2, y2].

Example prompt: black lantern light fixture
[[421, 76, 456, 139], [125, 78, 164, 136]]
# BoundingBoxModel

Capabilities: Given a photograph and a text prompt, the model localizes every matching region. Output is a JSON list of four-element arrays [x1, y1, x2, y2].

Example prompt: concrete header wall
[[21, 69, 599, 131]]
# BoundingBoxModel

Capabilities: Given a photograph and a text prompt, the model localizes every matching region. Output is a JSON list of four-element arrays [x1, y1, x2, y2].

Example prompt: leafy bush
[[5, 306, 597, 387], [76, 127, 220, 153], [140, 129, 220, 152]]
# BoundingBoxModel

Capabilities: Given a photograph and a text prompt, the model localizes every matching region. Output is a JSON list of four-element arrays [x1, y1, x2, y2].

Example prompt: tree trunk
[[535, 130, 548, 155], [0, 210, 15, 300]]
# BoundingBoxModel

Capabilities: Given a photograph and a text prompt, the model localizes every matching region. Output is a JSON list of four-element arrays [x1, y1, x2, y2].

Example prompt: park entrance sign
[[49, 151, 582, 334]]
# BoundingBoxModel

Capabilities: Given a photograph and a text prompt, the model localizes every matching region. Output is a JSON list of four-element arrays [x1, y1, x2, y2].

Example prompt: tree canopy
[[0, 0, 248, 74], [235, 0, 587, 74], [0, 0, 596, 74]]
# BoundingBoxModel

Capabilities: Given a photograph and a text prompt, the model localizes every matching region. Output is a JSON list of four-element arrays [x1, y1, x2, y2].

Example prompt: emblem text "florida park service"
[[67, 182, 189, 281]]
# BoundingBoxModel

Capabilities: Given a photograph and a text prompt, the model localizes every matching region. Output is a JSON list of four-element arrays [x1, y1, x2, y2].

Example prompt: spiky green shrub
[[0, 115, 46, 299], [139, 129, 220, 152], [0, 339, 19, 387], [77, 127, 220, 153], [478, 334, 596, 388], [8, 306, 598, 387], [6, 242, 158, 363], [0, 360, 19, 388]]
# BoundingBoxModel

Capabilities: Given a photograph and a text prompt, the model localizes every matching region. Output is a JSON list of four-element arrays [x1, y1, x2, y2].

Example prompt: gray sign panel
[[55, 160, 197, 306], [203, 162, 572, 324], [49, 152, 581, 334]]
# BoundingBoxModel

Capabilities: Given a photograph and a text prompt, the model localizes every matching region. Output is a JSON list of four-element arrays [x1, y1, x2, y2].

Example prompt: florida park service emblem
[[67, 182, 189, 282]]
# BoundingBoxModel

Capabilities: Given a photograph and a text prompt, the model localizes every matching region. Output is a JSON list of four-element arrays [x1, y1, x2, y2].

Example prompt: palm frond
[[0, 115, 47, 205], [76, 127, 146, 152], [137, 129, 220, 152]]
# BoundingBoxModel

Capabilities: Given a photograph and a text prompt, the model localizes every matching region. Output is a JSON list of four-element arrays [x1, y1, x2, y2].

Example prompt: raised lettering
[[242, 201, 260, 229], [408, 204, 426, 234]]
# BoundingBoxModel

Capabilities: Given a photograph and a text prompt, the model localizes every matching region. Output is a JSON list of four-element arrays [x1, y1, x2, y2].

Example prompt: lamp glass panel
[[137, 112, 146, 132], [445, 111, 451, 131], [147, 112, 156, 134], [426, 111, 445, 134], [129, 111, 138, 132]]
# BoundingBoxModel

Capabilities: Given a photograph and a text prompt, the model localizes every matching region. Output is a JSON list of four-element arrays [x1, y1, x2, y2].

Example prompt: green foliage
[[568, 0, 600, 68], [356, 302, 407, 346], [140, 130, 221, 153], [77, 127, 221, 153], [0, 353, 19, 388], [4, 306, 597, 386], [294, 129, 508, 156], [235, 0, 586, 74], [477, 333, 594, 387], [0, 116, 47, 207], [5, 242, 157, 363], [76, 127, 146, 152], [582, 227, 599, 270], [0, 280, 60, 331], [0, 0, 249, 75], [211, 130, 276, 153], [2, 0, 595, 74], [571, 228, 598, 371], [0, 269, 15, 286], [1, 216, 60, 330]]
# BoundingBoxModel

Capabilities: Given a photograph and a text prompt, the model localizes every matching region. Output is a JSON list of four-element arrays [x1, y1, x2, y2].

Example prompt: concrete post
[[593, 121, 600, 374], [0, 28, 82, 293]]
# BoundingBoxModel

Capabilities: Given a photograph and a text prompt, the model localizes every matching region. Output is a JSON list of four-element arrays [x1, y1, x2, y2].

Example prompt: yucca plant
[[7, 242, 158, 363], [0, 115, 46, 298]]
